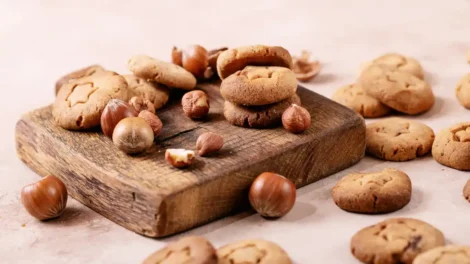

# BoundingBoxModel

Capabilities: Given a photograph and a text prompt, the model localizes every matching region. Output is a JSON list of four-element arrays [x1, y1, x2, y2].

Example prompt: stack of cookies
[[217, 45, 300, 128]]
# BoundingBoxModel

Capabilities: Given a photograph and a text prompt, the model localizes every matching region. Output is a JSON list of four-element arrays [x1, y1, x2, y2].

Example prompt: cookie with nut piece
[[367, 53, 424, 79], [123, 74, 169, 110], [432, 122, 470, 170], [55, 64, 105, 95], [217, 239, 292, 264]]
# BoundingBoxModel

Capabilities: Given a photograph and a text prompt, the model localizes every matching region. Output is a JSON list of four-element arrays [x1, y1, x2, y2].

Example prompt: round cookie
[[332, 168, 412, 213], [55, 64, 105, 95], [370, 53, 424, 79], [455, 73, 470, 109], [127, 55, 196, 90], [224, 94, 301, 128], [123, 74, 169, 110], [366, 118, 435, 161], [332, 83, 391, 118], [53, 71, 128, 130], [217, 239, 292, 264], [216, 45, 293, 79], [143, 236, 217, 264], [432, 122, 470, 170], [220, 66, 297, 106], [359, 64, 434, 115], [351, 218, 445, 264], [413, 245, 470, 264], [464, 180, 470, 202]]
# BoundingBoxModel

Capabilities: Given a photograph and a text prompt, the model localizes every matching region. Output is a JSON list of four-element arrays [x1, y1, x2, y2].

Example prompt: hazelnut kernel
[[138, 110, 163, 136], [196, 132, 224, 156], [129, 96, 156, 114], [282, 104, 311, 133], [165, 149, 195, 168], [182, 90, 210, 119]]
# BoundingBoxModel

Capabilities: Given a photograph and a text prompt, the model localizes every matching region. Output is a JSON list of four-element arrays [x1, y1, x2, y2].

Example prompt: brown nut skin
[[182, 90, 210, 119], [282, 104, 311, 133], [196, 132, 224, 156], [128, 96, 155, 114], [101, 99, 138, 138], [171, 46, 183, 66], [208, 47, 228, 77], [138, 110, 162, 136], [249, 172, 296, 218], [112, 117, 154, 154], [292, 50, 320, 82], [21, 175, 68, 221], [172, 45, 209, 79], [165, 149, 195, 168]]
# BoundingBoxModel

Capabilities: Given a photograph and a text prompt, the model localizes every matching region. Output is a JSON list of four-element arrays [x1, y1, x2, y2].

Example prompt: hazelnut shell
[[101, 99, 138, 138], [112, 117, 154, 154]]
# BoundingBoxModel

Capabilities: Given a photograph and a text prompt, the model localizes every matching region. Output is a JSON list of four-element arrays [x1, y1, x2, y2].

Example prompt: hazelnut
[[208, 47, 228, 76], [165, 149, 195, 168], [182, 90, 210, 119], [138, 110, 163, 136], [129, 96, 155, 114], [171, 47, 183, 66], [282, 104, 311, 133], [101, 99, 138, 138], [21, 175, 68, 221], [196, 132, 224, 156], [292, 50, 320, 82], [112, 117, 154, 154], [249, 172, 296, 218], [172, 45, 209, 79]]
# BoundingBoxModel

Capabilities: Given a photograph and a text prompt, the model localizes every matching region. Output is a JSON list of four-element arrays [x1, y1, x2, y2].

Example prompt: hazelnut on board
[[292, 50, 320, 82], [165, 149, 195, 168], [138, 110, 162, 136], [181, 90, 210, 119], [196, 132, 224, 156], [282, 104, 311, 133], [112, 117, 154, 154]]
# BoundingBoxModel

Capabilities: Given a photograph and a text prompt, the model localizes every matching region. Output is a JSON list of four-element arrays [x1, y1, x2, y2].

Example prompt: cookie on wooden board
[[359, 64, 434, 115], [366, 118, 435, 161], [432, 122, 470, 170], [332, 83, 391, 118], [123, 74, 169, 110], [217, 239, 292, 264], [55, 64, 105, 95], [216, 45, 293, 79], [127, 55, 196, 90], [369, 53, 424, 79], [224, 94, 301, 128], [350, 218, 445, 264], [413, 245, 470, 264], [332, 168, 412, 213], [455, 73, 470, 109], [53, 71, 128, 130], [220, 66, 297, 106]]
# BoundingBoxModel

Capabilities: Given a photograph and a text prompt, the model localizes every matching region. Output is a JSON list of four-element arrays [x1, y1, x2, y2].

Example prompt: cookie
[[220, 66, 297, 106], [127, 55, 196, 90], [143, 236, 217, 264], [217, 239, 292, 264], [332, 168, 412, 213], [455, 73, 470, 109], [370, 53, 424, 79], [332, 83, 391, 118], [55, 64, 105, 95], [413, 245, 470, 264], [224, 94, 301, 128], [123, 74, 169, 110], [216, 45, 293, 79], [366, 118, 435, 161], [432, 122, 470, 170], [359, 64, 434, 115], [464, 180, 470, 202], [53, 72, 128, 130], [351, 218, 445, 264]]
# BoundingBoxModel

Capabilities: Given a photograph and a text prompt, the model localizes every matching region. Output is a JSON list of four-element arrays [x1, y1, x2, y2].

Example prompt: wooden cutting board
[[15, 82, 365, 238]]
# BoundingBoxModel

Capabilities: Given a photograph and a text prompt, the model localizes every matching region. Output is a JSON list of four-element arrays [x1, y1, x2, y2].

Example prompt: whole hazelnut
[[208, 47, 228, 76], [21, 175, 68, 221], [101, 99, 138, 138], [182, 90, 210, 119], [196, 132, 224, 156], [138, 110, 163, 136], [129, 96, 155, 114], [165, 149, 195, 168], [112, 117, 154, 154], [249, 172, 296, 218], [282, 104, 311, 134], [172, 45, 209, 79]]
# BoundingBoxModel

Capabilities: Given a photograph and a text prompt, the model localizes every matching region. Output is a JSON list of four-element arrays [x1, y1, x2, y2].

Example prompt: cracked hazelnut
[[138, 110, 163, 136], [112, 117, 154, 154], [292, 50, 320, 82], [196, 132, 224, 156], [165, 149, 195, 168], [182, 90, 210, 119], [282, 104, 311, 133], [172, 45, 209, 79], [101, 99, 138, 138], [249, 172, 296, 218], [129, 96, 155, 114]]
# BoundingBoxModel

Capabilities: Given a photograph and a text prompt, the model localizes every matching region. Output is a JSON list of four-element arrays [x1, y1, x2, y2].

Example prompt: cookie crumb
[[21, 223, 26, 227]]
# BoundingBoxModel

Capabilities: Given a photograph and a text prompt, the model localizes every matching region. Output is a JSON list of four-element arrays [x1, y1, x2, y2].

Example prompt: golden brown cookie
[[332, 83, 391, 118], [220, 66, 297, 106], [370, 53, 424, 79], [53, 72, 128, 130], [351, 218, 445, 264], [55, 64, 105, 95], [413, 245, 470, 264], [432, 122, 470, 170], [143, 236, 217, 264], [127, 55, 196, 90], [359, 64, 434, 115], [224, 94, 301, 128], [332, 168, 412, 213], [366, 118, 435, 161], [455, 73, 470, 109], [216, 45, 293, 79], [464, 180, 470, 202], [217, 239, 292, 264], [123, 74, 169, 110]]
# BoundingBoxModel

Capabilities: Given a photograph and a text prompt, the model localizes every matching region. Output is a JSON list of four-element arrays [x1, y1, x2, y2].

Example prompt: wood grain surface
[[15, 83, 365, 237]]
